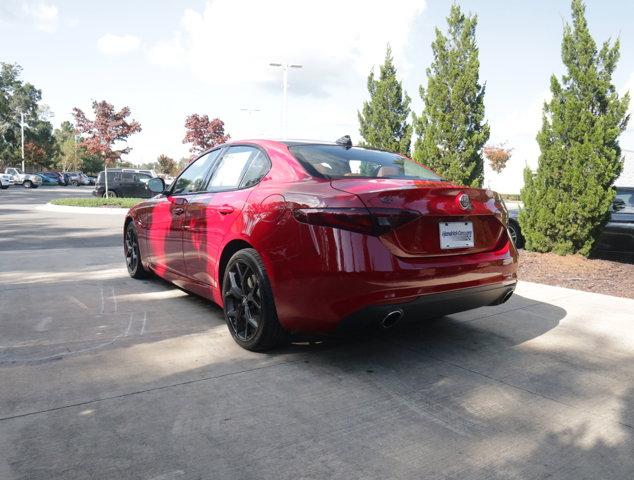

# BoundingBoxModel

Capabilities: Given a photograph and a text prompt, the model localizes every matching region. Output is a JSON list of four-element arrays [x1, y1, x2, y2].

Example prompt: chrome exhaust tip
[[381, 309, 404, 329], [497, 290, 514, 305]]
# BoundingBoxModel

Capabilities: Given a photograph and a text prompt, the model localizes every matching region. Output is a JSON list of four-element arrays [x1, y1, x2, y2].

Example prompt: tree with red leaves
[[483, 144, 513, 174], [183, 114, 229, 155], [72, 100, 141, 167]]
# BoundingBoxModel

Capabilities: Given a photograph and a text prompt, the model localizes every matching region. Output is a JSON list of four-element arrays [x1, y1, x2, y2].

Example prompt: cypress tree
[[519, 0, 630, 256], [358, 45, 412, 156], [413, 4, 489, 187]]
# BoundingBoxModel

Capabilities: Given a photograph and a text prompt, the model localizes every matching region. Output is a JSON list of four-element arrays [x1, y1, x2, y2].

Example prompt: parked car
[[123, 139, 518, 351], [593, 187, 634, 261], [35, 173, 59, 186], [0, 173, 14, 189], [87, 175, 97, 185], [93, 169, 154, 198], [3, 167, 42, 188], [65, 171, 91, 186], [508, 187, 634, 261], [45, 171, 67, 185], [507, 208, 524, 248]]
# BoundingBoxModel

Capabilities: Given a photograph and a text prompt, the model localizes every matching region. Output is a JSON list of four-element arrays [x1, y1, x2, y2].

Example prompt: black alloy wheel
[[222, 249, 287, 351], [508, 221, 524, 248], [125, 222, 149, 278]]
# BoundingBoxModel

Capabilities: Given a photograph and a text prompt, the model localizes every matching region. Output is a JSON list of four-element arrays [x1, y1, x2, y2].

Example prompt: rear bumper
[[268, 225, 518, 333], [336, 282, 516, 333]]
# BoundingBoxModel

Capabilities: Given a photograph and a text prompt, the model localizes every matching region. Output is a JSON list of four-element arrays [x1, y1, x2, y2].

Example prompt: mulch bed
[[518, 250, 634, 299]]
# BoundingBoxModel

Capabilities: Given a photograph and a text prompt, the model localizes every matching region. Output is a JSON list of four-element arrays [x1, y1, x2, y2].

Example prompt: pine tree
[[413, 4, 489, 187], [519, 0, 630, 256], [358, 45, 412, 156]]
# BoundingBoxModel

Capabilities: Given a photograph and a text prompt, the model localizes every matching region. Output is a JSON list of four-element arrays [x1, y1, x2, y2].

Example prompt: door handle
[[217, 205, 235, 215]]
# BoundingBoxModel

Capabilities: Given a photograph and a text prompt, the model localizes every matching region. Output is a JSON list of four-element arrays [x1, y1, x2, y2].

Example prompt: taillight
[[293, 208, 420, 236]]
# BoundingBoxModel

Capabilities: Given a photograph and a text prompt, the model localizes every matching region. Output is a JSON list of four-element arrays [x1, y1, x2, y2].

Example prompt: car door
[[145, 151, 219, 277], [182, 146, 271, 287]]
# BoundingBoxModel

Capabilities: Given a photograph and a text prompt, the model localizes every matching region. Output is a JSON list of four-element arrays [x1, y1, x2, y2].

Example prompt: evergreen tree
[[413, 4, 489, 187], [519, 0, 630, 256], [358, 45, 412, 156]]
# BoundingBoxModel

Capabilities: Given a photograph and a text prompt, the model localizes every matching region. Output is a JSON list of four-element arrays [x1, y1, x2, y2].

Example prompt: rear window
[[614, 189, 634, 212], [288, 145, 443, 181]]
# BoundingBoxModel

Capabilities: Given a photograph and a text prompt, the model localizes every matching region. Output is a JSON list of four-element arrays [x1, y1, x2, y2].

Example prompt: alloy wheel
[[125, 226, 139, 273], [508, 224, 518, 245], [224, 260, 262, 342]]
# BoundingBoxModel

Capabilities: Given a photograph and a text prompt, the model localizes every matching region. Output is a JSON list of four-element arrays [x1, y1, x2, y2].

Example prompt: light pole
[[269, 62, 302, 137], [19, 112, 27, 172]]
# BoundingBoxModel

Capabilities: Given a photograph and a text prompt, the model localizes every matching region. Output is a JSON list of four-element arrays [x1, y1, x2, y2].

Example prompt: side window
[[208, 146, 268, 191], [240, 150, 270, 188], [137, 173, 152, 185], [172, 149, 221, 195], [122, 172, 134, 183]]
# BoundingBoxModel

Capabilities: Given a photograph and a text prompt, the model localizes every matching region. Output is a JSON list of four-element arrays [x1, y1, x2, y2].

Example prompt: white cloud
[[147, 0, 426, 95], [97, 33, 141, 56], [0, 1, 58, 32], [147, 33, 186, 68]]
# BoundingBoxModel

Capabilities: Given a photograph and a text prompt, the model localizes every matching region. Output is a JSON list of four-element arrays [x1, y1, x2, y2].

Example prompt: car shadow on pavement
[[279, 293, 566, 354]]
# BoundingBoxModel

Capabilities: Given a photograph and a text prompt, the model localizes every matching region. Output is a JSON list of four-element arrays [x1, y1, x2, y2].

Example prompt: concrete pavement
[[0, 188, 633, 479]]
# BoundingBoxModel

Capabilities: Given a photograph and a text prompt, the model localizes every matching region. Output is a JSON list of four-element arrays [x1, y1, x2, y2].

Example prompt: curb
[[37, 203, 129, 215]]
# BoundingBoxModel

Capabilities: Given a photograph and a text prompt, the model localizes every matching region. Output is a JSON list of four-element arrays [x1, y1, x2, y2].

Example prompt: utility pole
[[269, 62, 302, 137], [19, 112, 27, 172]]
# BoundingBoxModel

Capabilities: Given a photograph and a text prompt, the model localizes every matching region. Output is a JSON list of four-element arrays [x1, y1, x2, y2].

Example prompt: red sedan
[[124, 138, 518, 350]]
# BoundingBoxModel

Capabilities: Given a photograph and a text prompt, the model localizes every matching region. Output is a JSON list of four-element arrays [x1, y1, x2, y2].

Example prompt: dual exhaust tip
[[379, 289, 513, 328]]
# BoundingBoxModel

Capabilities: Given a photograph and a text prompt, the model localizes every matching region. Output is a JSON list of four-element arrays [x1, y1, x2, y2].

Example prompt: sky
[[0, 0, 633, 193]]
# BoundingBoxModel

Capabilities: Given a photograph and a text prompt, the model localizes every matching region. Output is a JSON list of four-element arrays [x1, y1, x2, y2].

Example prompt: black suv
[[93, 170, 155, 198]]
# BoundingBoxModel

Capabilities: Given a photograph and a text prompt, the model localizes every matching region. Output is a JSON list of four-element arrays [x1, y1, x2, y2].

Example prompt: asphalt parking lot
[[1, 187, 633, 480]]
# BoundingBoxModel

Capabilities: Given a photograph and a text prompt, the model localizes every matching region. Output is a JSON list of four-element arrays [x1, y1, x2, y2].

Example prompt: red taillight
[[293, 208, 420, 236]]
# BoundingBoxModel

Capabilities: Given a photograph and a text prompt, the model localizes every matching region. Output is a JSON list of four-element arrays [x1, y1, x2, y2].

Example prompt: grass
[[50, 197, 144, 209]]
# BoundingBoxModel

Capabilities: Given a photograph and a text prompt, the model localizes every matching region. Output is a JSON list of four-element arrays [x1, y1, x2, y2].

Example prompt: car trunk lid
[[330, 178, 508, 257]]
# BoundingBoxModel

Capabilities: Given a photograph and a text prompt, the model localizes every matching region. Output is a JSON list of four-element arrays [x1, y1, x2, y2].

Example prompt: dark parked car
[[593, 187, 634, 261], [508, 187, 634, 261], [35, 173, 60, 186], [93, 169, 154, 198], [43, 171, 67, 185]]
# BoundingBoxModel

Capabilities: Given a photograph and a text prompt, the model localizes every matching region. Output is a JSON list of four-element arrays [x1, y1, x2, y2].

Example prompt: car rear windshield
[[614, 189, 634, 212], [288, 144, 443, 181]]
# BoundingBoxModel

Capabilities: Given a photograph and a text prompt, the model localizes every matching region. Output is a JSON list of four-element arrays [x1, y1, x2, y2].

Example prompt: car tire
[[103, 190, 117, 198], [222, 248, 287, 351], [508, 220, 524, 249], [124, 222, 150, 279], [23, 180, 32, 189], [1, 185, 8, 190]]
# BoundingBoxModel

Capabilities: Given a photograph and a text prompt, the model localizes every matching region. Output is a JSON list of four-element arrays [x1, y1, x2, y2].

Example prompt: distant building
[[616, 149, 634, 187]]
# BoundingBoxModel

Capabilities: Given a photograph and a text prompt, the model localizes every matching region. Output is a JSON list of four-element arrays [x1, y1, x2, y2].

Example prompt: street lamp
[[269, 62, 303, 137], [19, 112, 28, 172]]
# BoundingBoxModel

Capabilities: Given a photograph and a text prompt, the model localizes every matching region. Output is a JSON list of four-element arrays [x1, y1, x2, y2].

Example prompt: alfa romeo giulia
[[123, 138, 518, 350]]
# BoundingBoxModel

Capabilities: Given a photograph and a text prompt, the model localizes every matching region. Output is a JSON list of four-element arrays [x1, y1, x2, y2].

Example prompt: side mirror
[[147, 177, 166, 194]]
